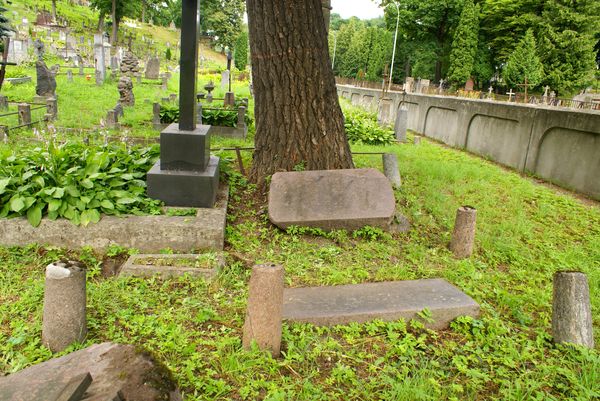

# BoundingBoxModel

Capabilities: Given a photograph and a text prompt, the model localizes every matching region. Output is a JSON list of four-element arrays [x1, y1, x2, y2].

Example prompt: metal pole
[[388, 2, 400, 92]]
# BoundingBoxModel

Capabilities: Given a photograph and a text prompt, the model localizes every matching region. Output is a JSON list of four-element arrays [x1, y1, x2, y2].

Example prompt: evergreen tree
[[0, 0, 12, 51], [234, 31, 249, 71], [537, 0, 599, 94], [503, 29, 543, 88], [447, 0, 479, 86]]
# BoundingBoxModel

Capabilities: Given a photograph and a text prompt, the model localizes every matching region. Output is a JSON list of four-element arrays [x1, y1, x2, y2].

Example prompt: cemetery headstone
[[145, 56, 160, 79], [0, 95, 8, 111], [33, 38, 44, 60], [382, 153, 401, 188], [117, 76, 135, 106], [114, 102, 124, 119], [419, 79, 431, 93], [93, 33, 106, 83], [487, 86, 493, 99], [220, 69, 230, 91], [394, 106, 408, 142], [404, 76, 414, 93], [45, 98, 58, 121], [17, 103, 31, 125], [465, 78, 474, 91], [268, 169, 397, 231], [105, 109, 118, 128], [161, 74, 169, 90], [110, 55, 119, 71], [41, 261, 87, 353]]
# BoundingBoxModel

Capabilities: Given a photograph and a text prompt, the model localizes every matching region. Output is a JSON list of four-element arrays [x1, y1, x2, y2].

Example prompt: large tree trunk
[[110, 0, 118, 45], [247, 0, 354, 187]]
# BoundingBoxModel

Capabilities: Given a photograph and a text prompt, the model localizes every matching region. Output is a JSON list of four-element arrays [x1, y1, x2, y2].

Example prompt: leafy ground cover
[[0, 132, 598, 400]]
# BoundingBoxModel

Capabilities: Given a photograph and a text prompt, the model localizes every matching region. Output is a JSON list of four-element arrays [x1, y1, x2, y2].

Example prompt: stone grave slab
[[283, 279, 480, 330], [0, 342, 182, 401], [268, 169, 396, 231], [119, 252, 225, 279]]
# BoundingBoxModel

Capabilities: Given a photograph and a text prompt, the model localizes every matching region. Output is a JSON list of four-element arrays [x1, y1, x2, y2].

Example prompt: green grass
[[0, 132, 598, 400]]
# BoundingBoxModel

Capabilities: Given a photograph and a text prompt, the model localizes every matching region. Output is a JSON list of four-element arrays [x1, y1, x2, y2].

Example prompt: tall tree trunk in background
[[51, 0, 57, 23], [0, 38, 11, 92], [110, 0, 118, 45], [247, 0, 354, 187], [141, 0, 146, 24], [97, 12, 105, 31]]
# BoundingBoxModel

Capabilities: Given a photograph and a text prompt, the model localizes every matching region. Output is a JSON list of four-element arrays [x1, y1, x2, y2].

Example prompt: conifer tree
[[503, 29, 543, 88], [234, 31, 249, 71], [447, 0, 479, 86]]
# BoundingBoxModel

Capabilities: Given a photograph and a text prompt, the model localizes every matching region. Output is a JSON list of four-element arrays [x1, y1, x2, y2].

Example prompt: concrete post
[[552, 271, 594, 348], [67, 70, 73, 82], [161, 75, 168, 91], [237, 106, 246, 129], [449, 206, 477, 258], [242, 264, 285, 357], [0, 95, 8, 111], [17, 103, 31, 126], [382, 153, 401, 188], [42, 261, 87, 353], [105, 109, 118, 128], [46, 97, 58, 121], [394, 106, 408, 142]]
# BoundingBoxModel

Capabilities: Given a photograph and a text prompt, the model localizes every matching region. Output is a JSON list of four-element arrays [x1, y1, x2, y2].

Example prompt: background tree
[[446, 0, 479, 86], [0, 0, 12, 91], [234, 30, 248, 71], [90, 0, 141, 45], [202, 0, 245, 51], [247, 0, 353, 187], [503, 29, 543, 88]]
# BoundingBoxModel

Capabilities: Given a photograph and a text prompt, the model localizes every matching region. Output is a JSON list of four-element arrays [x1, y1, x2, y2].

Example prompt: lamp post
[[387, 1, 400, 92]]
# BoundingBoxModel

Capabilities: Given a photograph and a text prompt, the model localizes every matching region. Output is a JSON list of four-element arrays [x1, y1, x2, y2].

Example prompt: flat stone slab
[[0, 342, 182, 401], [0, 185, 228, 252], [119, 252, 225, 279], [283, 279, 480, 330], [269, 168, 396, 231]]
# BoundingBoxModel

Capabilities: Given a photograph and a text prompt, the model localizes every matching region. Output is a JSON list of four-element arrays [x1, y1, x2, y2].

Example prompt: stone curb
[[119, 252, 226, 279]]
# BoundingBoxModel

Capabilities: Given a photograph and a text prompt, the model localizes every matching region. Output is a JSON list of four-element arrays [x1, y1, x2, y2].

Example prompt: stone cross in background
[[507, 89, 515, 102]]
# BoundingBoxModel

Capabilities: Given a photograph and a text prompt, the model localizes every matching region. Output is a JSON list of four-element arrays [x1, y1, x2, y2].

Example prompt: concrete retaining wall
[[338, 85, 600, 200]]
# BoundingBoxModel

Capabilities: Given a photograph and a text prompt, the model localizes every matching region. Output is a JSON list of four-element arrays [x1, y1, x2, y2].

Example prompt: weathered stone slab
[[0, 185, 228, 252], [120, 253, 225, 279], [268, 169, 396, 231], [283, 279, 480, 330], [0, 342, 182, 401]]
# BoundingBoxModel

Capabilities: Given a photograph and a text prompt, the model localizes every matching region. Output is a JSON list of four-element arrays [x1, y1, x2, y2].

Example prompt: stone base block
[[160, 123, 211, 171], [283, 279, 480, 330], [147, 156, 220, 207], [119, 253, 225, 279]]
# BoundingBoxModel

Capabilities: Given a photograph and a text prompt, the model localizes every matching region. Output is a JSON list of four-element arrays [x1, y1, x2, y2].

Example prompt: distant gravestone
[[35, 60, 57, 98], [394, 106, 408, 142], [419, 79, 430, 93], [268, 169, 396, 231], [220, 70, 230, 91], [145, 56, 160, 79], [404, 77, 414, 93], [66, 69, 73, 82], [118, 76, 135, 106], [465, 78, 474, 91]]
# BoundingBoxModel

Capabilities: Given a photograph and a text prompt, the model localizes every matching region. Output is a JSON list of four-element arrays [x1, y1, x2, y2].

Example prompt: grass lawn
[[0, 128, 598, 400]]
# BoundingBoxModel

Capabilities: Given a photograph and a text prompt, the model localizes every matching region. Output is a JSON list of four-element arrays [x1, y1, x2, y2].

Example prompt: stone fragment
[[283, 279, 480, 329], [242, 264, 284, 356], [118, 76, 135, 106], [42, 261, 87, 352], [35, 60, 57, 98], [0, 343, 182, 401], [449, 206, 477, 258], [268, 169, 396, 231], [119, 253, 224, 279], [552, 271, 594, 348], [17, 103, 31, 125]]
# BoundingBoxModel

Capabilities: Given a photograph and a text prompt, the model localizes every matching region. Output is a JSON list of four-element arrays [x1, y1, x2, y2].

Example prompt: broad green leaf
[[65, 186, 80, 197], [81, 179, 94, 189], [117, 197, 136, 205], [48, 199, 62, 212], [101, 200, 114, 210], [27, 205, 42, 227], [53, 187, 65, 199], [0, 178, 10, 194], [10, 197, 25, 212]]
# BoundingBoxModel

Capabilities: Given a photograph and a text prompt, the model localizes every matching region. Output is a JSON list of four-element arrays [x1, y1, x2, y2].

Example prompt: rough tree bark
[[247, 0, 354, 187]]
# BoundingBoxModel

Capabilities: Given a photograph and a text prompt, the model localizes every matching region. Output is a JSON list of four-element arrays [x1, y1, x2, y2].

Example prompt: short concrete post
[[17, 103, 31, 126], [0, 95, 8, 111], [224, 92, 235, 107], [237, 106, 246, 128], [394, 106, 408, 142], [152, 102, 161, 128], [161, 75, 168, 91], [242, 264, 285, 357], [67, 70, 73, 82], [46, 98, 58, 121], [42, 261, 87, 353], [552, 271, 594, 348], [169, 93, 178, 103], [105, 109, 118, 128], [95, 70, 103, 86], [449, 206, 477, 258], [382, 153, 401, 188], [414, 136, 421, 145], [206, 93, 213, 103], [0, 125, 8, 142], [196, 102, 203, 125]]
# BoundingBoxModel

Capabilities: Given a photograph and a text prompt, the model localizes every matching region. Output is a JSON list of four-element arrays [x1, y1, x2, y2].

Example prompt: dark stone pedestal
[[147, 123, 219, 208], [147, 157, 219, 207]]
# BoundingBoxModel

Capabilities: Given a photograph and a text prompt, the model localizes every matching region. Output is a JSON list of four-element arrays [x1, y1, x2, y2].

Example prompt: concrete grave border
[[0, 184, 229, 253], [119, 252, 225, 279]]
